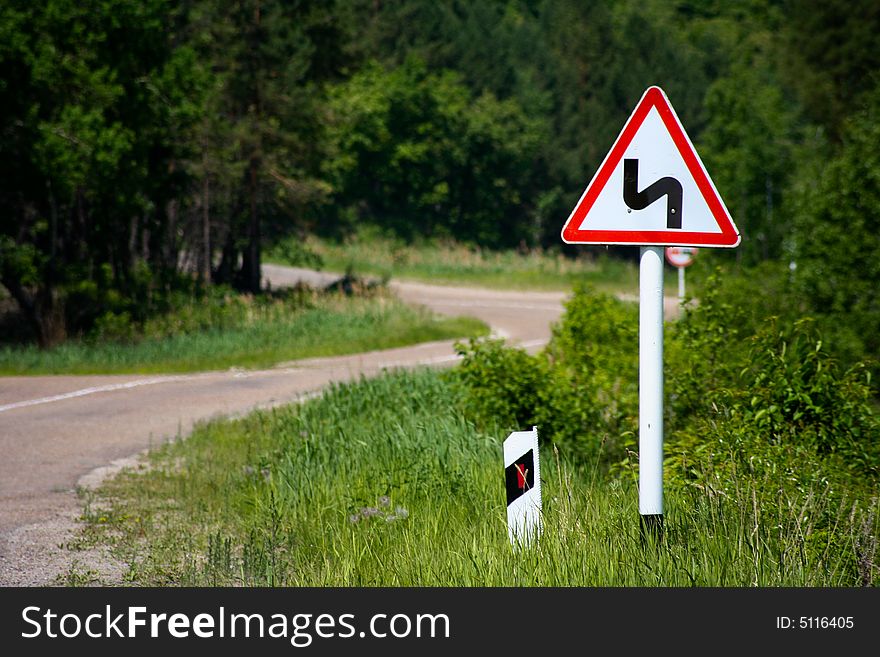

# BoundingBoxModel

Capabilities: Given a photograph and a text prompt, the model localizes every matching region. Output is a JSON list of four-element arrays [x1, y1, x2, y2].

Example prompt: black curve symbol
[[623, 159, 683, 229]]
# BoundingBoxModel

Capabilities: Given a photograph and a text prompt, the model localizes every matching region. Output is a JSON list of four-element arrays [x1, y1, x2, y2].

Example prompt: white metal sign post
[[561, 87, 739, 536], [639, 246, 664, 530], [665, 246, 698, 303], [678, 265, 684, 303]]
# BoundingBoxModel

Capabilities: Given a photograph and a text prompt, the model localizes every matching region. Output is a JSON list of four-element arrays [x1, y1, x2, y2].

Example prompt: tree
[[191, 0, 351, 293], [791, 80, 880, 362], [697, 33, 800, 264], [323, 59, 545, 247], [0, 0, 198, 345], [780, 0, 880, 142]]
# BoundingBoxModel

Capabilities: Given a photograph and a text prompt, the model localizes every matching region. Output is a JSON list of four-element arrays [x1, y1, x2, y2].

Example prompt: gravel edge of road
[[0, 456, 140, 586]]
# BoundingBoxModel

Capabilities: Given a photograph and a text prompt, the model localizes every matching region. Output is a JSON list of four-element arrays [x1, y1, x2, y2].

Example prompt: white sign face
[[665, 246, 698, 267], [561, 86, 740, 248], [504, 426, 542, 545]]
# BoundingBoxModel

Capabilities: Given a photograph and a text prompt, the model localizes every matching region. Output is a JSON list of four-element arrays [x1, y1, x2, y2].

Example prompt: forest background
[[2, 0, 878, 358]]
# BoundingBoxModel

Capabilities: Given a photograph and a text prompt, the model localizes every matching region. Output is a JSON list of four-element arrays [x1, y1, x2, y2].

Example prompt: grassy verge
[[69, 368, 877, 586], [0, 294, 487, 376], [267, 233, 661, 294]]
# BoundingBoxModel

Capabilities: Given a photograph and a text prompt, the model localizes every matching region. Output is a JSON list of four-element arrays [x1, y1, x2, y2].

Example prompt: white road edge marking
[[0, 338, 550, 414], [0, 376, 193, 414]]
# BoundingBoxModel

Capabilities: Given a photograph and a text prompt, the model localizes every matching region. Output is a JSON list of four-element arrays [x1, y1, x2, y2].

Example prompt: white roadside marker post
[[504, 426, 542, 546], [639, 247, 664, 537], [678, 263, 686, 304]]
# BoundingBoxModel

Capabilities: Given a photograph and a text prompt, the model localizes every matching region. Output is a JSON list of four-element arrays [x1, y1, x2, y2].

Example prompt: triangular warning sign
[[561, 86, 740, 247]]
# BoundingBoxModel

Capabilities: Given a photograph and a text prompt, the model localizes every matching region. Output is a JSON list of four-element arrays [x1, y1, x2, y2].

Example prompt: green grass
[[267, 233, 660, 294], [73, 368, 877, 586], [0, 295, 487, 376]]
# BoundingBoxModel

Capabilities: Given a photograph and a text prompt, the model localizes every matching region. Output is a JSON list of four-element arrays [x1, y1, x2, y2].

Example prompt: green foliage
[[791, 81, 880, 366], [79, 368, 879, 586], [779, 0, 880, 141], [0, 289, 488, 375], [666, 264, 802, 420], [659, 269, 880, 536], [3, 0, 880, 366], [741, 323, 876, 464], [699, 46, 799, 263], [454, 272, 879, 528], [547, 285, 638, 375], [0, 0, 202, 344], [668, 316, 880, 484], [189, 0, 350, 292], [444, 270, 880, 586], [543, 287, 639, 460], [269, 231, 642, 292], [323, 58, 545, 247], [349, 0, 711, 235], [456, 286, 638, 463], [455, 339, 545, 430], [267, 240, 324, 271]]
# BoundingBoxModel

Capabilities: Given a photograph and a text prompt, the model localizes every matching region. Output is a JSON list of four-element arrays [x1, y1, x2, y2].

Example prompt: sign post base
[[640, 514, 664, 544]]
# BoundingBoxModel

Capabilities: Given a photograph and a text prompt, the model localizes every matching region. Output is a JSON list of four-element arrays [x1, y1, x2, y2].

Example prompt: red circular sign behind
[[665, 246, 698, 267]]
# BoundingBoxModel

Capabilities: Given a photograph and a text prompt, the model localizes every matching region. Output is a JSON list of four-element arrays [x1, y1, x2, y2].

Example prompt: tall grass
[[267, 233, 647, 293], [0, 295, 487, 375], [77, 369, 877, 586]]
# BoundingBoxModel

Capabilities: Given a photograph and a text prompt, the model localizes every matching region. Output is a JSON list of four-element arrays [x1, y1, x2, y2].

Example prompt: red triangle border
[[561, 87, 740, 247]]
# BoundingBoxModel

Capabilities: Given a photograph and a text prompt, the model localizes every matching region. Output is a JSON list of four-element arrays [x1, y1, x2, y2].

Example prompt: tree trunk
[[165, 197, 179, 273], [215, 230, 237, 286], [241, 157, 261, 294], [1, 276, 67, 348], [34, 286, 67, 348], [201, 148, 212, 284]]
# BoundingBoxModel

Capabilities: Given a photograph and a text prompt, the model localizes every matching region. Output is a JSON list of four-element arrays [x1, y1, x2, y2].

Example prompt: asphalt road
[[0, 265, 567, 585], [0, 265, 683, 585]]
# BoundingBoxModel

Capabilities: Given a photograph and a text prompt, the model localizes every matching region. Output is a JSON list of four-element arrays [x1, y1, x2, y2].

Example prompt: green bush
[[738, 320, 876, 463], [455, 286, 639, 464], [666, 316, 879, 484], [266, 238, 325, 271], [456, 276, 879, 523], [662, 271, 880, 575], [455, 338, 544, 432], [547, 284, 638, 375], [666, 269, 880, 484], [89, 310, 137, 343]]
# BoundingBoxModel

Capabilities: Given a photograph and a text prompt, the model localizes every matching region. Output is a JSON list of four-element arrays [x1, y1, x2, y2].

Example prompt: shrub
[[456, 274, 879, 520], [666, 316, 880, 488], [454, 338, 545, 433], [455, 286, 639, 464]]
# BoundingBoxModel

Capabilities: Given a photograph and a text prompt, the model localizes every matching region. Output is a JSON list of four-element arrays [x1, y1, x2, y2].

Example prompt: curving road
[[0, 265, 568, 585], [0, 264, 682, 585]]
